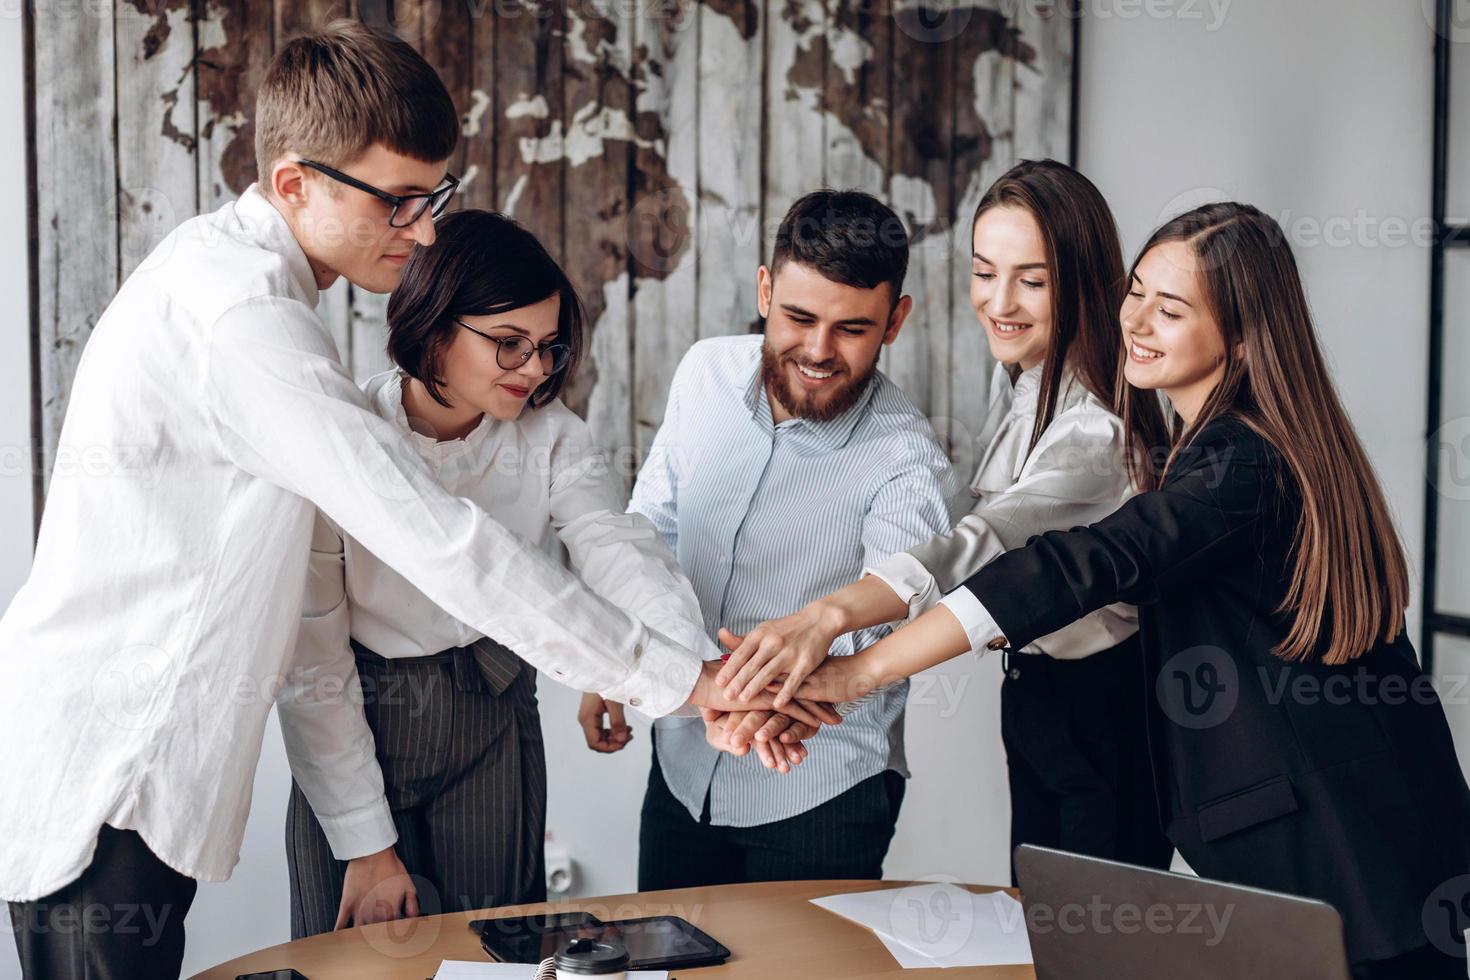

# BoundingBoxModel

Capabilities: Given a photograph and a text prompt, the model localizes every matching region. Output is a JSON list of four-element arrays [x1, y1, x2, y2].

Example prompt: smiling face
[[756, 261, 912, 423], [970, 205, 1053, 371], [269, 141, 448, 294], [435, 293, 563, 425], [1120, 239, 1229, 424]]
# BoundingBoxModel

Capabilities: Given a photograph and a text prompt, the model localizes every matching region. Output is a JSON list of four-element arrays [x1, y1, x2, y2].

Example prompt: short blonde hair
[[254, 19, 458, 186]]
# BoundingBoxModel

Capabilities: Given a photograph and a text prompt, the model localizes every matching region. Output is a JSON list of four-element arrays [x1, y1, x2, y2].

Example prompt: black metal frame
[[23, 0, 40, 540], [297, 159, 460, 228], [1421, 0, 1466, 674]]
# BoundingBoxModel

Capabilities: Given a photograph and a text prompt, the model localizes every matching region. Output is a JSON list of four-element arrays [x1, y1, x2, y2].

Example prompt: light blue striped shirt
[[629, 335, 958, 826]]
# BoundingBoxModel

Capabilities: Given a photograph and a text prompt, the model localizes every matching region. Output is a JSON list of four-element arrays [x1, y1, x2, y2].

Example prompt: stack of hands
[[347, 605, 904, 927], [577, 604, 890, 775]]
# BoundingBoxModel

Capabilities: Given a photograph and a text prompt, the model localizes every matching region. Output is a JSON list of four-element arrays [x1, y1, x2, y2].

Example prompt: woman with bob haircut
[[282, 209, 822, 938]]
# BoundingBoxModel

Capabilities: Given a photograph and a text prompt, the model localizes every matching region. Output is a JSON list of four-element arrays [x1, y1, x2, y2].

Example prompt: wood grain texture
[[32, 0, 117, 482], [695, 0, 764, 340], [188, 879, 1033, 980], [561, 0, 637, 466], [115, 0, 197, 282], [196, 0, 272, 210], [629, 0, 700, 460], [30, 0, 1072, 494]]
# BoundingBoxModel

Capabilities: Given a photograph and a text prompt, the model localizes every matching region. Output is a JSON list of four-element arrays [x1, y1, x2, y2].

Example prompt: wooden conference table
[[193, 879, 1036, 979]]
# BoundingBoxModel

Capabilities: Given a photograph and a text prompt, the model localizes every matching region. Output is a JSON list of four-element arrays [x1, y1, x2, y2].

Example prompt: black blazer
[[960, 414, 1470, 965]]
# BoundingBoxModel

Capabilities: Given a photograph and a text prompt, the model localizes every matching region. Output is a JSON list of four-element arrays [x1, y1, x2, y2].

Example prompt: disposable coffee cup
[[554, 937, 630, 979]]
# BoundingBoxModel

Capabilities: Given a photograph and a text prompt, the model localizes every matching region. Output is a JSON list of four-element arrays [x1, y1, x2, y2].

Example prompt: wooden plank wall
[[28, 0, 1073, 497]]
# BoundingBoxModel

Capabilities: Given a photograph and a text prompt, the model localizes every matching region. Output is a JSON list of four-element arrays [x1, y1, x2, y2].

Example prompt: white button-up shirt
[[0, 186, 700, 901], [869, 361, 1139, 660], [288, 371, 720, 859]]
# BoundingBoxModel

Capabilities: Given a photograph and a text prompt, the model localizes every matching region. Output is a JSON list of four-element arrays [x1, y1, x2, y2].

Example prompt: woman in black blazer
[[794, 202, 1470, 979]]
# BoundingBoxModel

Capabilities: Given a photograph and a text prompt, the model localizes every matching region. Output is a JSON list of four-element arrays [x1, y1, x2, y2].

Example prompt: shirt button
[[629, 697, 642, 707], [634, 644, 644, 658], [986, 635, 1008, 651]]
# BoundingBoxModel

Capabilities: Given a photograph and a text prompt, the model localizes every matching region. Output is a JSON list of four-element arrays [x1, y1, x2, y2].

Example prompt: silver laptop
[[1014, 844, 1353, 980]]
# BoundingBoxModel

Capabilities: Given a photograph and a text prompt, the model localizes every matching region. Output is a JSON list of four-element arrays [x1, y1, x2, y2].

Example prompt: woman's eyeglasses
[[298, 159, 460, 228], [456, 319, 572, 375]]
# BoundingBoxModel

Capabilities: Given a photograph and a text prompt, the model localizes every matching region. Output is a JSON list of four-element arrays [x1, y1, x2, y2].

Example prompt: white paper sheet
[[811, 883, 1034, 969], [433, 961, 668, 979], [870, 930, 946, 969]]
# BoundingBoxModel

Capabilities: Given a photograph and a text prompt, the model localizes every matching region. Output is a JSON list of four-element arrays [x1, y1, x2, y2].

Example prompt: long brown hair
[[1121, 203, 1409, 664], [973, 160, 1170, 485]]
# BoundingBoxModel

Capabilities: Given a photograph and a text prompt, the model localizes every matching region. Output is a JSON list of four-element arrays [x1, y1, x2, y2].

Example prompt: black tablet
[[471, 912, 730, 970]]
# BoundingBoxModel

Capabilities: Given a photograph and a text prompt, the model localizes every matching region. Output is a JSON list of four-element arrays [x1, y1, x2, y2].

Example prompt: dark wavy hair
[[771, 189, 910, 303], [386, 209, 585, 410]]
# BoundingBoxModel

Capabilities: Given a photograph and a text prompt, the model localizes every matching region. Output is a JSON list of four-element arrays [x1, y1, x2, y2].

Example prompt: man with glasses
[[0, 22, 815, 980], [297, 157, 461, 232]]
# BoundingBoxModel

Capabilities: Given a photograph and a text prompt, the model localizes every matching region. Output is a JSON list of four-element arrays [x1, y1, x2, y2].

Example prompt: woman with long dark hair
[[791, 202, 1470, 978], [716, 159, 1174, 877]]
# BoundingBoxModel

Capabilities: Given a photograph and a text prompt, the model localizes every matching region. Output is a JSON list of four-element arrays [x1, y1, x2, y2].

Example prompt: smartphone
[[236, 971, 309, 980]]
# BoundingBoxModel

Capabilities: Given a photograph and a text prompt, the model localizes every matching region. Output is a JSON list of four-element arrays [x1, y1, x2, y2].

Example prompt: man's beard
[[760, 341, 881, 424]]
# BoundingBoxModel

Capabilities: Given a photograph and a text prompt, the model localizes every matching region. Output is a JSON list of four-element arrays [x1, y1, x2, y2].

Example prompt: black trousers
[[1000, 634, 1173, 883], [286, 643, 547, 939], [7, 825, 198, 980], [638, 745, 906, 891]]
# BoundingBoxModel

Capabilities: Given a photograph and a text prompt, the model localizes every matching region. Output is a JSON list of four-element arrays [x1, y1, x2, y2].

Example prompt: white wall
[[1077, 1, 1435, 621], [0, 8, 33, 980], [1072, 0, 1470, 781], [0, 11, 32, 600], [3, 3, 1464, 978]]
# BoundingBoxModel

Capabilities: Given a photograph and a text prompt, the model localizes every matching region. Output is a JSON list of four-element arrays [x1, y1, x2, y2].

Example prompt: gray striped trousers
[[285, 641, 547, 939]]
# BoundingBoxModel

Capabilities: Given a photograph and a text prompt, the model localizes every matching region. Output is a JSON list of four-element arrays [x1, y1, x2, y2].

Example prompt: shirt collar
[[742, 357, 880, 451], [380, 370, 495, 455], [1004, 360, 1093, 416], [235, 183, 322, 309], [1008, 360, 1045, 414]]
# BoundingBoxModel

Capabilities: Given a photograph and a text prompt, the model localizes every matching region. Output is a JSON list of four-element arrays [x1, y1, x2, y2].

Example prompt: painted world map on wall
[[32, 0, 1072, 491]]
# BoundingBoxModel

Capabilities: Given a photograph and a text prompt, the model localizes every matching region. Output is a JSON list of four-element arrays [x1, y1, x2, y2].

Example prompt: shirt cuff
[[652, 613, 725, 663], [317, 796, 399, 862], [937, 588, 1008, 656], [647, 622, 720, 718], [864, 552, 941, 624], [598, 627, 702, 720]]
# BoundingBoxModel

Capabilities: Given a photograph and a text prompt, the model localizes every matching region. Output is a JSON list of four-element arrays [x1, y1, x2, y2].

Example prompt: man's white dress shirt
[[0, 186, 699, 901], [288, 370, 720, 859]]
